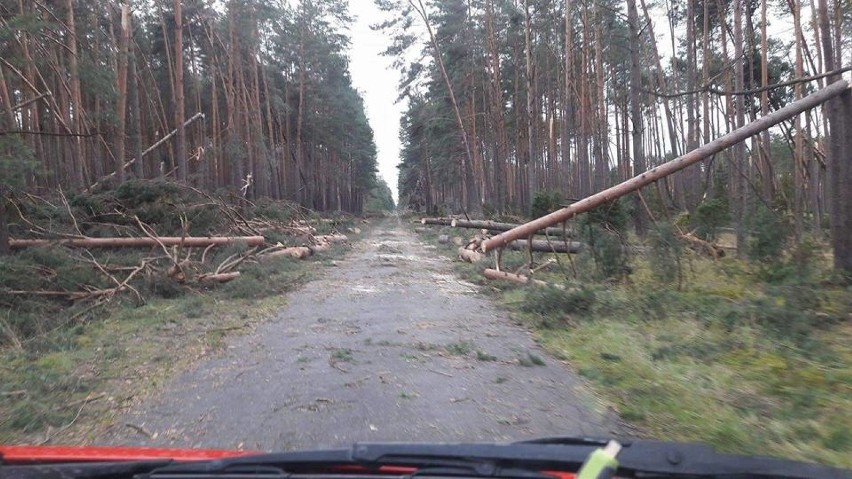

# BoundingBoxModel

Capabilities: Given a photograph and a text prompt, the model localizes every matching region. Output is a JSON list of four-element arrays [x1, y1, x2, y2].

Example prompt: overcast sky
[[347, 0, 405, 203]]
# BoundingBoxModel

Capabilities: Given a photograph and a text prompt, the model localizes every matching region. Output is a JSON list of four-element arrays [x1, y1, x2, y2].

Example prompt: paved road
[[99, 217, 616, 450]]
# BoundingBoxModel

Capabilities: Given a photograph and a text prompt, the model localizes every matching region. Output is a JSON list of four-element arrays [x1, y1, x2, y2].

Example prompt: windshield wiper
[[348, 439, 851, 479], [2, 438, 849, 479]]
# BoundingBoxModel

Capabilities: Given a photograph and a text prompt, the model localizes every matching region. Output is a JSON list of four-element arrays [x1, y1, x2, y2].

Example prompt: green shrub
[[748, 206, 789, 263], [580, 199, 631, 280], [693, 197, 730, 241], [522, 285, 596, 327], [531, 191, 562, 219], [648, 222, 682, 286]]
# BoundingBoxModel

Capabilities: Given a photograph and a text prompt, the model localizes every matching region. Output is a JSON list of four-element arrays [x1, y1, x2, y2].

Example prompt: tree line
[[0, 0, 382, 254], [383, 0, 851, 271]]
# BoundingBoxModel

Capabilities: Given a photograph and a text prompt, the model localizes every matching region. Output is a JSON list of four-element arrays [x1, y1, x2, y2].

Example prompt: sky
[[347, 0, 405, 203]]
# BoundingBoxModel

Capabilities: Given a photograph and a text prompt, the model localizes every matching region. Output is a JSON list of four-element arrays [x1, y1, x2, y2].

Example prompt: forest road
[[98, 216, 617, 450]]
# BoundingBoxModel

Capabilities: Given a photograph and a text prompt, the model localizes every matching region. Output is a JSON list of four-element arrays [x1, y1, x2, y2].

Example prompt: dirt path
[[99, 217, 616, 450]]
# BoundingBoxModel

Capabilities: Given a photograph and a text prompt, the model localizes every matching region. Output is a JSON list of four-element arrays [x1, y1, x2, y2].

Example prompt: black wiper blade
[[139, 450, 352, 478]]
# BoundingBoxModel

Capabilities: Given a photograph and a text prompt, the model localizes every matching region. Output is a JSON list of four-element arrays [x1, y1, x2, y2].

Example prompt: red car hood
[[0, 445, 258, 464]]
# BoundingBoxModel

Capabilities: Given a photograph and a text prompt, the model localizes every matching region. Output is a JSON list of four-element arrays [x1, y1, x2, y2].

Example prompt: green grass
[[445, 341, 474, 356], [517, 351, 546, 367], [0, 231, 361, 443], [331, 348, 354, 362], [476, 350, 498, 361], [412, 227, 852, 468], [529, 258, 851, 468]]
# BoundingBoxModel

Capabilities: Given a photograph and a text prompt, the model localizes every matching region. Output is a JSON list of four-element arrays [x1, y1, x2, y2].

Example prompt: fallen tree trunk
[[482, 268, 556, 288], [451, 219, 572, 237], [421, 217, 455, 226], [508, 239, 584, 254], [198, 272, 240, 283], [9, 236, 265, 249], [481, 79, 852, 252], [262, 246, 313, 260]]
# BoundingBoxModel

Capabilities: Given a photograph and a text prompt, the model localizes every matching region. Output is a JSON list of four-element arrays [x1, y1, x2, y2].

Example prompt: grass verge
[[0, 226, 363, 444], [414, 221, 851, 468]]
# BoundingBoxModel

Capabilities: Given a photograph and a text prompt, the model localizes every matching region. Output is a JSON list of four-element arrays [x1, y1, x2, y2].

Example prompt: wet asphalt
[[98, 217, 616, 450]]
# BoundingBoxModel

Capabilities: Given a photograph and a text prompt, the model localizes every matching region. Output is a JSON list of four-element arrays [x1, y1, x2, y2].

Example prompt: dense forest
[[0, 0, 383, 247], [382, 0, 851, 272]]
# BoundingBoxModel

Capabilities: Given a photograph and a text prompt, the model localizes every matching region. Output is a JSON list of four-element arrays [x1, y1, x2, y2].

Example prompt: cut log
[[482, 268, 556, 287], [437, 234, 450, 244], [315, 234, 348, 243], [9, 236, 265, 249], [452, 236, 465, 246], [451, 219, 572, 237], [458, 247, 484, 263], [421, 217, 455, 226], [507, 239, 584, 254], [309, 242, 331, 253], [481, 79, 852, 252], [262, 246, 312, 260], [198, 272, 240, 283]]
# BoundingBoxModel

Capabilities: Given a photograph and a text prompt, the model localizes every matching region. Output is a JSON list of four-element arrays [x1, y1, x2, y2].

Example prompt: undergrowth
[[415, 220, 851, 468], [0, 180, 363, 442]]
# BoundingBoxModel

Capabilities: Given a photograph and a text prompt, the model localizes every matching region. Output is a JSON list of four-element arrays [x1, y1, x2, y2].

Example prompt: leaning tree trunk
[[409, 0, 481, 216], [481, 80, 851, 252]]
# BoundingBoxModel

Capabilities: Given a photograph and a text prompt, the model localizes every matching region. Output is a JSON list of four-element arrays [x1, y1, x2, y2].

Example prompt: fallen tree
[[420, 217, 572, 237], [482, 268, 558, 288], [507, 239, 584, 254], [9, 236, 265, 249], [451, 219, 572, 237], [198, 272, 241, 283], [481, 79, 852, 252], [421, 217, 455, 226]]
